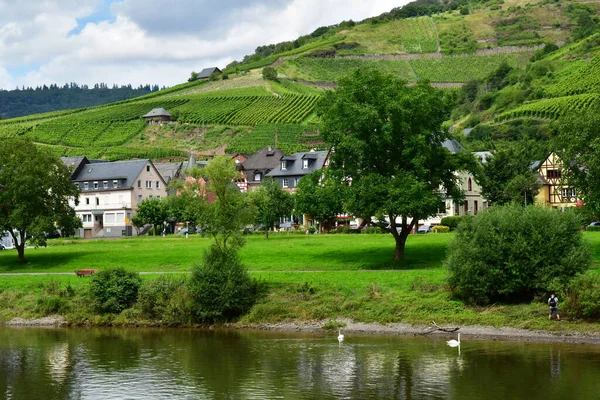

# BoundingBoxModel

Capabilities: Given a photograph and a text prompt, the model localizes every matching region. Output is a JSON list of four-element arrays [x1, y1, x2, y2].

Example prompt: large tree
[[249, 178, 294, 239], [554, 109, 600, 215], [318, 68, 465, 261], [474, 142, 541, 206], [0, 139, 80, 262], [295, 171, 346, 233]]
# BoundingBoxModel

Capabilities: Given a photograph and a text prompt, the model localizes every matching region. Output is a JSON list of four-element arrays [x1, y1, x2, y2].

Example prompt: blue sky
[[0, 0, 408, 90]]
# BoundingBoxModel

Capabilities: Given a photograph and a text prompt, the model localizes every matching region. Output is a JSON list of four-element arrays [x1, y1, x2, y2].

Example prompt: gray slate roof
[[266, 150, 328, 178], [198, 67, 221, 79], [242, 148, 284, 171], [73, 159, 150, 188], [143, 108, 171, 118], [154, 162, 183, 184], [442, 139, 465, 154]]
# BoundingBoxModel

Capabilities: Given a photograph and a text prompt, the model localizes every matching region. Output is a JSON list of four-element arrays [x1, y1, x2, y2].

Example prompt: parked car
[[417, 225, 432, 234], [588, 221, 600, 227]]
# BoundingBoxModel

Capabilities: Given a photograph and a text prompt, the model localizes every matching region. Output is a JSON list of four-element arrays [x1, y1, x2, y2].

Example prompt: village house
[[533, 152, 580, 209], [197, 67, 222, 80], [266, 149, 329, 191], [236, 147, 284, 192], [65, 158, 168, 238], [143, 108, 172, 125]]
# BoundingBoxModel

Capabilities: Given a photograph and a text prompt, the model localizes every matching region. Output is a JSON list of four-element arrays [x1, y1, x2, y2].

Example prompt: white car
[[417, 225, 432, 234]]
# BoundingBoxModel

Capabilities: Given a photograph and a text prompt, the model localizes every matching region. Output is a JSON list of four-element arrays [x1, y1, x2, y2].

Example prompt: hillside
[[0, 0, 599, 161]]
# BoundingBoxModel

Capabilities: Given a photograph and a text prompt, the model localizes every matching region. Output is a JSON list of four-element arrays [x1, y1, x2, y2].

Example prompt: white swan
[[338, 330, 344, 342], [447, 333, 460, 347]]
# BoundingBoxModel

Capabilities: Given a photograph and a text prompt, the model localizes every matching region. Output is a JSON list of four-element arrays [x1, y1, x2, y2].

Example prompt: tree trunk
[[17, 243, 25, 263], [389, 216, 416, 261], [265, 226, 269, 239]]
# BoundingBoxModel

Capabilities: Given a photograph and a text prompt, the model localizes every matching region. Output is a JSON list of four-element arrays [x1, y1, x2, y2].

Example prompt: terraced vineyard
[[495, 94, 600, 122], [227, 124, 322, 155], [410, 53, 532, 82], [547, 55, 600, 97], [393, 17, 438, 53], [278, 58, 416, 82]]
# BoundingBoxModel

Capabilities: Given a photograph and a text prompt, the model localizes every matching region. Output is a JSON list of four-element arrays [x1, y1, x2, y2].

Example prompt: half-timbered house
[[534, 152, 580, 209]]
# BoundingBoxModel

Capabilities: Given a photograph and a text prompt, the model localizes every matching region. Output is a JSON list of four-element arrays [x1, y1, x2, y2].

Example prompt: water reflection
[[0, 328, 599, 399]]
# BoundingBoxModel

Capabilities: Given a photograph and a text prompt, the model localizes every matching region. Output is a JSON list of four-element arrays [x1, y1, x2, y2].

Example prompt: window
[[137, 195, 142, 204], [464, 200, 469, 214], [146, 165, 150, 172], [84, 182, 89, 190], [474, 200, 479, 215], [562, 188, 576, 198], [302, 159, 308, 169], [93, 182, 98, 189], [283, 178, 289, 188], [156, 195, 161, 199], [95, 197, 100, 206], [105, 213, 116, 223], [85, 198, 90, 205], [103, 181, 108, 189], [156, 181, 160, 189], [468, 178, 472, 192], [146, 181, 152, 189], [116, 213, 125, 223], [547, 169, 561, 179], [113, 180, 118, 188], [281, 161, 287, 170], [149, 195, 153, 200], [254, 172, 261, 182], [82, 214, 91, 222], [138, 180, 141, 188]]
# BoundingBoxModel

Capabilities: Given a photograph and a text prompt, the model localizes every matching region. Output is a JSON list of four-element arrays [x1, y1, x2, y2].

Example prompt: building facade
[[534, 152, 580, 209]]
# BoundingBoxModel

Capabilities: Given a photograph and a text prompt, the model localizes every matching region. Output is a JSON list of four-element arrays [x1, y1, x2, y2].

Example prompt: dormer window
[[146, 165, 151, 172], [113, 180, 118, 188], [103, 181, 108, 189], [254, 172, 262, 182], [93, 182, 98, 189], [84, 182, 89, 190], [302, 159, 309, 169], [281, 161, 287, 170]]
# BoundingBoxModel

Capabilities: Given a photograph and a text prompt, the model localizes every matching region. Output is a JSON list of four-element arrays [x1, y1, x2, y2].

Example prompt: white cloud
[[0, 0, 408, 89]]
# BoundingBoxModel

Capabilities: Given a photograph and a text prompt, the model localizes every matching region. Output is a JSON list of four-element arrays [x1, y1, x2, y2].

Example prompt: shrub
[[586, 226, 600, 232], [362, 227, 383, 234], [90, 268, 142, 314], [440, 216, 465, 231], [460, 6, 470, 15], [567, 274, 600, 320], [187, 247, 258, 322], [138, 275, 190, 323], [432, 225, 450, 233], [262, 67, 279, 82], [446, 204, 590, 304], [307, 226, 317, 234]]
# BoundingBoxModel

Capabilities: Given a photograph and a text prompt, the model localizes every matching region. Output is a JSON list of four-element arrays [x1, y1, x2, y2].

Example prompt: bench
[[75, 269, 98, 277]]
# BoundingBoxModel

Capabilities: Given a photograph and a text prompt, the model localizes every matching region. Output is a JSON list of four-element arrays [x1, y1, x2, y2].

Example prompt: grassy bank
[[1, 233, 599, 334]]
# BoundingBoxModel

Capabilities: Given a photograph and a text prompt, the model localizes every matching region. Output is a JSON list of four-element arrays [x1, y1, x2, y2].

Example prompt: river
[[0, 327, 598, 399]]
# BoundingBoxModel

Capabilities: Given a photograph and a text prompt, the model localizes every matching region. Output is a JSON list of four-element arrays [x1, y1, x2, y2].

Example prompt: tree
[[0, 139, 80, 262], [249, 178, 294, 238], [474, 143, 541, 206], [318, 68, 465, 261], [295, 171, 345, 233], [262, 66, 278, 82], [135, 198, 168, 235], [555, 109, 600, 215]]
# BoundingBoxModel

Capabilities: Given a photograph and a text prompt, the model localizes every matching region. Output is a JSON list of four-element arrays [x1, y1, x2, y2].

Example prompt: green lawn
[[0, 233, 452, 273]]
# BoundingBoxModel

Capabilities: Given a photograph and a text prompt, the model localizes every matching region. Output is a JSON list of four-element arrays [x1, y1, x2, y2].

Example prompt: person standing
[[548, 293, 560, 321]]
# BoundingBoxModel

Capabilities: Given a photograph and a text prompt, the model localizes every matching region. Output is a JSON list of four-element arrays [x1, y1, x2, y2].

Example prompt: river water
[[0, 327, 599, 400]]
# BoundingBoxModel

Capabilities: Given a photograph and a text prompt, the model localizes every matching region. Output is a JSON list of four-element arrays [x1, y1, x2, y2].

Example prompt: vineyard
[[226, 124, 323, 155], [410, 53, 532, 82], [278, 58, 416, 82], [392, 17, 438, 53], [495, 94, 600, 122], [546, 55, 600, 97]]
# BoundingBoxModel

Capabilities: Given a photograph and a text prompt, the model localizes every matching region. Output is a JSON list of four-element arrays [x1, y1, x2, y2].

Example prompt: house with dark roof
[[533, 152, 580, 209], [266, 150, 328, 191], [197, 67, 222, 80], [238, 147, 284, 192], [143, 108, 172, 125], [70, 159, 167, 238]]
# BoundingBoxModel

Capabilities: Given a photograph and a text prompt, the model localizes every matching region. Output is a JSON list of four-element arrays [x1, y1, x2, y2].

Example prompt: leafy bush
[[187, 247, 259, 322], [307, 226, 317, 234], [440, 216, 465, 231], [90, 268, 142, 314], [262, 66, 279, 82], [138, 275, 191, 323], [446, 204, 590, 304], [432, 225, 450, 233], [567, 274, 600, 320], [362, 227, 383, 234], [586, 226, 600, 232]]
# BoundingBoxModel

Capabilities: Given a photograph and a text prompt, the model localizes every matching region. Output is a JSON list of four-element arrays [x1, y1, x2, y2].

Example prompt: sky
[[0, 0, 409, 90]]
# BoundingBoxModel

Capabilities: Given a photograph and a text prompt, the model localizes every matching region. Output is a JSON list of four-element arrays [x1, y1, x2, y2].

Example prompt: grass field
[[1, 233, 599, 332]]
